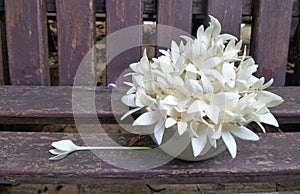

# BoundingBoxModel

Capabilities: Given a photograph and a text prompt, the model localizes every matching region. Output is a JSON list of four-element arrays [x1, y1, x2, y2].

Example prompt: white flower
[[49, 140, 151, 160], [121, 15, 283, 159]]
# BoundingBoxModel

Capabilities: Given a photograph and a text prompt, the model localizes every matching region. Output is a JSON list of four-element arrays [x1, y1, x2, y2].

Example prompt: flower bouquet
[[121, 16, 283, 160]]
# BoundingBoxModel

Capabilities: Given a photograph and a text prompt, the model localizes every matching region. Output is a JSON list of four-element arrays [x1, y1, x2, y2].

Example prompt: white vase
[[152, 126, 227, 161]]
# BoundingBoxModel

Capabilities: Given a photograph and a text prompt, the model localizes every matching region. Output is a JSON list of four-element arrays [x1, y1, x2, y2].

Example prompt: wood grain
[[56, 0, 95, 86], [0, 13, 8, 85], [5, 0, 49, 85], [0, 0, 298, 16], [157, 0, 193, 52], [106, 0, 143, 83], [251, 0, 293, 86], [207, 0, 242, 38], [0, 132, 299, 185], [0, 86, 299, 125]]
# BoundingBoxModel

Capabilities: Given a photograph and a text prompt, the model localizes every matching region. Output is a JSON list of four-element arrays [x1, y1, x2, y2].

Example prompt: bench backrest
[[0, 0, 297, 86]]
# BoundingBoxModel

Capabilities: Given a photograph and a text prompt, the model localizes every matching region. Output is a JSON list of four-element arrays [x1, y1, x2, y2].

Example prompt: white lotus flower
[[121, 15, 283, 159]]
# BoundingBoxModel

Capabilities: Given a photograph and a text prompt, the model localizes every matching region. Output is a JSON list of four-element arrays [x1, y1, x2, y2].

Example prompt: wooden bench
[[0, 0, 300, 189]]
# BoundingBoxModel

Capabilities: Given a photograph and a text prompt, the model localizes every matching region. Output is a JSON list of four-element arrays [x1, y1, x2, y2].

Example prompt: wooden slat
[[4, 0, 49, 85], [251, 0, 293, 86], [0, 13, 8, 85], [0, 132, 299, 185], [157, 0, 193, 51], [0, 86, 299, 125], [38, 0, 300, 17], [295, 19, 300, 85], [207, 0, 242, 38], [0, 0, 299, 16], [0, 86, 114, 124], [56, 0, 95, 86], [106, 0, 143, 83]]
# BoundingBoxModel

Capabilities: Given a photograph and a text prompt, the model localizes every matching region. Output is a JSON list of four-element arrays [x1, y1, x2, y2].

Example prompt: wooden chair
[[0, 0, 299, 187]]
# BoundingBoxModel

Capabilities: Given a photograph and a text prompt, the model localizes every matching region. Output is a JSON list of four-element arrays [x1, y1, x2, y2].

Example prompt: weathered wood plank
[[158, 0, 193, 32], [268, 87, 300, 124], [0, 132, 299, 185], [0, 0, 299, 16], [0, 13, 8, 85], [207, 0, 242, 38], [0, 86, 298, 124], [157, 0, 193, 51], [106, 0, 143, 83], [0, 86, 114, 124], [3, 182, 300, 194], [14, 0, 300, 17], [251, 0, 293, 86], [294, 18, 300, 85], [5, 0, 49, 85], [56, 0, 95, 86]]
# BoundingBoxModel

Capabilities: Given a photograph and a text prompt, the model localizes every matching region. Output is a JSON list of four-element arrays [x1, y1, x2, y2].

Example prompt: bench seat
[[0, 86, 299, 125], [0, 131, 299, 185]]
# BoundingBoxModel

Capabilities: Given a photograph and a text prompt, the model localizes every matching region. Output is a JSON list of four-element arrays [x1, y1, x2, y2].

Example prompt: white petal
[[159, 49, 170, 57], [212, 92, 239, 106], [189, 80, 203, 94], [219, 34, 238, 42], [51, 140, 78, 151], [196, 25, 205, 39], [49, 149, 66, 155], [154, 119, 165, 145], [205, 104, 220, 124], [256, 121, 266, 133], [258, 113, 279, 127], [174, 99, 189, 113], [162, 95, 179, 105], [121, 94, 136, 107], [123, 82, 134, 87], [171, 40, 180, 60], [129, 62, 138, 72], [126, 87, 136, 95], [257, 91, 284, 107], [212, 123, 222, 139], [222, 130, 237, 158], [230, 126, 259, 141], [165, 117, 177, 128], [120, 107, 143, 120], [136, 90, 156, 107], [133, 111, 159, 126], [185, 64, 198, 73], [201, 74, 214, 93], [222, 62, 236, 88], [177, 121, 188, 136], [201, 57, 222, 69], [262, 78, 273, 89], [49, 152, 70, 160], [187, 100, 206, 113], [191, 129, 208, 157], [209, 15, 221, 37], [180, 35, 194, 43]]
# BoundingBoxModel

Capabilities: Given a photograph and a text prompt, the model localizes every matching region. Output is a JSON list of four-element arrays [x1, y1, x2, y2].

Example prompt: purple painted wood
[[0, 86, 299, 124], [207, 0, 242, 38], [251, 0, 293, 86], [295, 19, 300, 85], [0, 132, 299, 184], [5, 0, 49, 85], [56, 0, 95, 86], [43, 0, 300, 16], [157, 0, 193, 51], [0, 0, 299, 16], [106, 0, 143, 83], [0, 86, 115, 124], [0, 14, 8, 85]]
